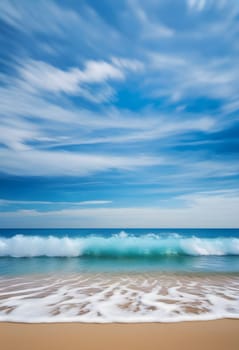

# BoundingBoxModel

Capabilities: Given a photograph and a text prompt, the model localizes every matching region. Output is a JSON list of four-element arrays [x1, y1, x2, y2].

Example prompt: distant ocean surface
[[0, 228, 239, 323]]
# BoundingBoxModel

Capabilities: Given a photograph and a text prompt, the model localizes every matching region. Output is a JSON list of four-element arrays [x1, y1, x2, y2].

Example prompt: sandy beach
[[1, 320, 239, 350]]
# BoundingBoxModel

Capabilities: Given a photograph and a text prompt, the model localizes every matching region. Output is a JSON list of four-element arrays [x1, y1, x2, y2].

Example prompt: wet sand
[[0, 320, 239, 350]]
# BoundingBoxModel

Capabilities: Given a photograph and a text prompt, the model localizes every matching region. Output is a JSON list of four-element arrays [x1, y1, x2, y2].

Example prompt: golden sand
[[0, 320, 239, 350]]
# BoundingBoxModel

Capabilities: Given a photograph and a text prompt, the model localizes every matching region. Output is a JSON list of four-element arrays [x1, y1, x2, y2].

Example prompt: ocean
[[0, 228, 239, 322]]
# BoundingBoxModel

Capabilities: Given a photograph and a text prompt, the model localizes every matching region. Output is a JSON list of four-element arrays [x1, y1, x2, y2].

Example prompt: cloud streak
[[0, 0, 238, 227], [1, 192, 238, 228], [0, 148, 161, 176], [18, 58, 143, 98], [0, 199, 112, 206]]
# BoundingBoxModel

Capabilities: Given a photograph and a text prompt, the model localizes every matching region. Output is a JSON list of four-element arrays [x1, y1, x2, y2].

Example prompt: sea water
[[0, 228, 239, 322]]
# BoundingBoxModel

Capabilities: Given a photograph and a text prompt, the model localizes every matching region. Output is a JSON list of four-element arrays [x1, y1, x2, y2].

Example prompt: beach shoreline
[[1, 320, 239, 350]]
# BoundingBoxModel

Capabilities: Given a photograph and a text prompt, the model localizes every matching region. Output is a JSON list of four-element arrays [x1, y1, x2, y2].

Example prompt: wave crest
[[0, 234, 239, 258]]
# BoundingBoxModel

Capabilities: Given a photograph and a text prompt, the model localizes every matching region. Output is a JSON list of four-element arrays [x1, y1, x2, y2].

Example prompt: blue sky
[[0, 0, 239, 227]]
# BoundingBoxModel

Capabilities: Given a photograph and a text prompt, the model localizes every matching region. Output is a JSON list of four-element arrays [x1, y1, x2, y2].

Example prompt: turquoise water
[[1, 228, 239, 275], [1, 229, 239, 323]]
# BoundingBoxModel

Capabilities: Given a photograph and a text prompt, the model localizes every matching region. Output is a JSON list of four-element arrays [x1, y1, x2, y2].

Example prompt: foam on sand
[[0, 273, 239, 323]]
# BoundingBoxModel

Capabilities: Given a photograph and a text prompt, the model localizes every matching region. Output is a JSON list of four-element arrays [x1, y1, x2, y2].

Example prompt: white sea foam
[[0, 234, 239, 257], [0, 273, 238, 323]]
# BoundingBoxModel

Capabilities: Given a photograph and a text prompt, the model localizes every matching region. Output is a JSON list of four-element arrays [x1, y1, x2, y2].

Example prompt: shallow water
[[1, 229, 239, 275], [0, 229, 239, 323], [0, 273, 239, 323]]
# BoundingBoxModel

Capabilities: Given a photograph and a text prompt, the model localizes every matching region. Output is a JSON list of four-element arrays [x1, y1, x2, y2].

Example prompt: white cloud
[[222, 99, 239, 115], [0, 74, 217, 153], [0, 123, 39, 151], [128, 0, 174, 39], [0, 0, 127, 61], [187, 0, 207, 11], [35, 115, 215, 150], [0, 0, 238, 207], [0, 0, 80, 35], [1, 192, 238, 228], [164, 159, 239, 183], [81, 60, 124, 83], [76, 201, 112, 205], [149, 53, 186, 69], [111, 57, 144, 71], [147, 52, 239, 102], [0, 148, 161, 176], [187, 0, 228, 12], [0, 85, 151, 129], [18, 58, 142, 98], [0, 199, 112, 206]]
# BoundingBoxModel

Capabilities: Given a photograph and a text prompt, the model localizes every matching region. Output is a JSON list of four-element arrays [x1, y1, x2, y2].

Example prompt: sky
[[0, 0, 239, 228]]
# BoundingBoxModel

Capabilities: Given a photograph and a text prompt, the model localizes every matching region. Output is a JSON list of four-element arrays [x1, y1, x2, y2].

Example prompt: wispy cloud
[[128, 0, 175, 39], [1, 191, 238, 228], [18, 58, 143, 99], [0, 0, 80, 35], [0, 148, 161, 176], [187, 0, 207, 12], [0, 0, 238, 227], [147, 52, 239, 102], [0, 199, 112, 206]]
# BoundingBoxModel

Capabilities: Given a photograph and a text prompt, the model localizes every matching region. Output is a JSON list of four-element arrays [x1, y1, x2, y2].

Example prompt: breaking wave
[[0, 232, 239, 258]]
